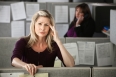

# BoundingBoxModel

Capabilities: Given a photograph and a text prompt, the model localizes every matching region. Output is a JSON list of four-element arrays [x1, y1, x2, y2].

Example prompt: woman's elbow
[[67, 61, 75, 67]]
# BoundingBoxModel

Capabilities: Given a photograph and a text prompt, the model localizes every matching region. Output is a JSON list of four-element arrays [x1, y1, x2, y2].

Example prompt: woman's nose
[[41, 25, 45, 30]]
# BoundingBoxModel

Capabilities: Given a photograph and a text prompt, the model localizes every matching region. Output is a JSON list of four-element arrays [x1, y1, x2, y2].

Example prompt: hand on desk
[[23, 64, 43, 76]]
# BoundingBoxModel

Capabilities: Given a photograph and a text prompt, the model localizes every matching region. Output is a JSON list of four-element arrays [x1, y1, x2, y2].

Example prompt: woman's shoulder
[[51, 40, 59, 47], [16, 37, 28, 46]]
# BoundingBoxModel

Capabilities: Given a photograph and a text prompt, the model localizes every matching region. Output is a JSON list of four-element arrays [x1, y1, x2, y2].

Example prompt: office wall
[[0, 1, 115, 37], [0, 1, 46, 37]]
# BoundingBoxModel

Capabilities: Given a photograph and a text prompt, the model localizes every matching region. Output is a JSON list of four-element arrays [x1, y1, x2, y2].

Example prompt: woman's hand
[[49, 25, 60, 42], [76, 13, 84, 26], [22, 64, 37, 76]]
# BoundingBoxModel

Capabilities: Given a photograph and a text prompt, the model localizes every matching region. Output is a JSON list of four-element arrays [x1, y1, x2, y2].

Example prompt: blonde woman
[[11, 10, 74, 76]]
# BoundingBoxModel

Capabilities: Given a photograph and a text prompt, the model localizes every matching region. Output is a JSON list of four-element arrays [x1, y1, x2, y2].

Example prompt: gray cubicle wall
[[65, 37, 111, 66], [46, 2, 83, 24], [0, 1, 46, 37], [0, 37, 65, 68], [0, 67, 91, 77], [46, 2, 109, 37], [92, 67, 116, 77]]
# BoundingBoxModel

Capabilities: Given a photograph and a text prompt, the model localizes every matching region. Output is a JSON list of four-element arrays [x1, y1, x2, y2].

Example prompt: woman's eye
[[38, 23, 41, 25], [45, 24, 48, 26]]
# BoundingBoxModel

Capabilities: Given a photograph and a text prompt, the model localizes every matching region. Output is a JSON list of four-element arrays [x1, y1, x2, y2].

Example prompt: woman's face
[[75, 7, 84, 19], [35, 16, 51, 38]]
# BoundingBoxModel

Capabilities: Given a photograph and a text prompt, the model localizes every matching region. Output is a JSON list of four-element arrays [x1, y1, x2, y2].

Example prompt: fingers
[[49, 25, 55, 32], [23, 64, 37, 76], [49, 25, 56, 35]]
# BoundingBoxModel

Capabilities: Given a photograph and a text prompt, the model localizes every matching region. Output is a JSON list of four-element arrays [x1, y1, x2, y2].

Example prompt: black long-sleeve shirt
[[64, 17, 95, 37], [11, 38, 64, 67]]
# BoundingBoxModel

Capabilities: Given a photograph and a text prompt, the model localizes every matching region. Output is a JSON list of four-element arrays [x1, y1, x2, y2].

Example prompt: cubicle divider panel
[[65, 37, 110, 43], [92, 67, 116, 77], [65, 37, 110, 66], [0, 37, 65, 68], [0, 1, 46, 37], [0, 67, 91, 77], [0, 37, 19, 68], [46, 2, 82, 24]]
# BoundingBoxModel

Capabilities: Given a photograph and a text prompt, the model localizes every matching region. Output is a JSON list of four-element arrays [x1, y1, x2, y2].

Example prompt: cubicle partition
[[65, 37, 111, 66], [92, 67, 116, 77], [0, 37, 65, 68], [0, 67, 91, 77], [1, 1, 116, 37], [0, 1, 46, 37], [89, 3, 116, 33]]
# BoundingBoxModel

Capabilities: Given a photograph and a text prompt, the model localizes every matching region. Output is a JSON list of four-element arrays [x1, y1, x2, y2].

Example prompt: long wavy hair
[[25, 10, 55, 52]]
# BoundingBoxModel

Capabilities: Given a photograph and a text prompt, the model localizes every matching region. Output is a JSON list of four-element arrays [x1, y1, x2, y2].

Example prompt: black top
[[64, 17, 95, 37], [11, 38, 64, 67]]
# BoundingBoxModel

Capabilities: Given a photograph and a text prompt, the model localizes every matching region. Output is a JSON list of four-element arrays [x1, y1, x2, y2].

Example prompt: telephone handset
[[84, 14, 88, 18], [75, 14, 88, 22]]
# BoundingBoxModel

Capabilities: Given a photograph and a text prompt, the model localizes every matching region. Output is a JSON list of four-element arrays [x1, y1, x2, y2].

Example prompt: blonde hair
[[27, 10, 55, 52]]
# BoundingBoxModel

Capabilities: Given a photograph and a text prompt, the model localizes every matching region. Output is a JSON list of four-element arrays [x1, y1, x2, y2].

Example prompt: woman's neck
[[36, 37, 46, 46]]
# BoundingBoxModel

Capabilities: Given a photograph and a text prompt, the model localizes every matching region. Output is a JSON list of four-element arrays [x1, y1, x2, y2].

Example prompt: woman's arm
[[11, 38, 38, 76], [56, 40, 75, 67], [74, 18, 95, 37], [12, 57, 27, 68], [50, 26, 75, 67]]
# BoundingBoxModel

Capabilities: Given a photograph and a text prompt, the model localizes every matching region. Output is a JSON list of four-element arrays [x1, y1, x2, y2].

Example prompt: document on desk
[[63, 43, 79, 65], [11, 2, 26, 20], [96, 42, 113, 66], [11, 21, 25, 37], [77, 41, 95, 65], [19, 73, 48, 77], [0, 5, 10, 23], [55, 5, 68, 23], [0, 73, 24, 77], [26, 3, 39, 21]]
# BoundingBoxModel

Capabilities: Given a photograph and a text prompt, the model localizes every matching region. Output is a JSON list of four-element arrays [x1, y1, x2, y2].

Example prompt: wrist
[[56, 40, 61, 44]]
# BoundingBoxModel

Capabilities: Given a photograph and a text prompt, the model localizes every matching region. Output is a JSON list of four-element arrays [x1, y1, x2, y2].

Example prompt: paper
[[69, 8, 75, 23], [26, 4, 39, 21], [19, 73, 48, 77], [77, 41, 95, 65], [26, 22, 31, 36], [96, 42, 113, 66], [55, 24, 68, 37], [110, 10, 116, 45], [0, 5, 10, 23], [54, 59, 62, 67], [55, 6, 68, 23], [63, 43, 79, 65], [11, 21, 25, 37], [11, 2, 26, 20], [0, 73, 24, 77]]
